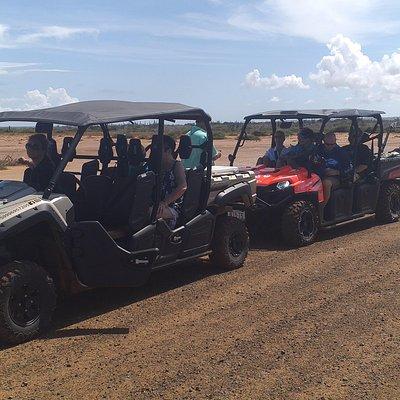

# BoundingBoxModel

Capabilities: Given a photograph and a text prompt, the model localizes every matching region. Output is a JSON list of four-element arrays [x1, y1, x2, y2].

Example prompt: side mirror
[[177, 135, 192, 159]]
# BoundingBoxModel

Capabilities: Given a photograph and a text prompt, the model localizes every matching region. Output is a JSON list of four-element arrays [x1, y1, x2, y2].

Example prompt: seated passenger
[[158, 136, 187, 228], [277, 127, 316, 169], [315, 132, 351, 206], [262, 130, 287, 167], [182, 120, 221, 169], [343, 127, 373, 180], [22, 134, 55, 191]]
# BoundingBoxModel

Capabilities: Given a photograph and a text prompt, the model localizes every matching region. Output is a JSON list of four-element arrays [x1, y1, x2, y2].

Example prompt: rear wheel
[[281, 200, 319, 247], [0, 261, 56, 344], [210, 215, 249, 270], [375, 182, 400, 223]]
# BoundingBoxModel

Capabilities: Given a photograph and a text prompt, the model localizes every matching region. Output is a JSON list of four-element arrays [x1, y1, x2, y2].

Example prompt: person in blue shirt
[[182, 120, 221, 169], [315, 132, 351, 206], [277, 127, 316, 169], [262, 130, 287, 167]]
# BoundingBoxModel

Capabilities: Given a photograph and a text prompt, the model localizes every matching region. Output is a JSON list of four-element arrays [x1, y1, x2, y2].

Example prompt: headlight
[[276, 180, 290, 190]]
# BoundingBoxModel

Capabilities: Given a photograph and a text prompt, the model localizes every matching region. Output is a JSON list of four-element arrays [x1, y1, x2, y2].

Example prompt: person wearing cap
[[262, 130, 287, 167], [182, 120, 221, 169], [315, 132, 351, 206], [343, 127, 373, 180], [277, 127, 316, 169]]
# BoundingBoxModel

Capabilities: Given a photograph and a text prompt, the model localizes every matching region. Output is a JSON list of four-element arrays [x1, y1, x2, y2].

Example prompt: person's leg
[[322, 177, 340, 206], [158, 205, 179, 229]]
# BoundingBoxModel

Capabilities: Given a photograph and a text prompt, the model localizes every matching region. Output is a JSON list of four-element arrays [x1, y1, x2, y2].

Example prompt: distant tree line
[[2, 118, 400, 140]]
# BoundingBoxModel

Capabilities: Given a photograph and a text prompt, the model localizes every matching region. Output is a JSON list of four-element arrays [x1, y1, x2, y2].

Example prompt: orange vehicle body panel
[[252, 165, 325, 203]]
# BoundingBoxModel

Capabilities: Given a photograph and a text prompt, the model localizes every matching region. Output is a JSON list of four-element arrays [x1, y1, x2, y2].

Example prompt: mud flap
[[66, 222, 158, 287]]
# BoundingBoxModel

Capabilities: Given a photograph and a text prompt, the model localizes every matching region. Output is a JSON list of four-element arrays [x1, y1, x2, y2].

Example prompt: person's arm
[[356, 145, 372, 174], [163, 161, 187, 206], [211, 145, 221, 162]]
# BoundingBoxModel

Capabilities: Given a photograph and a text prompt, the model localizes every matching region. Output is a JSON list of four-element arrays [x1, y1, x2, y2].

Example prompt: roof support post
[[229, 119, 250, 166], [150, 119, 164, 222], [43, 126, 88, 200]]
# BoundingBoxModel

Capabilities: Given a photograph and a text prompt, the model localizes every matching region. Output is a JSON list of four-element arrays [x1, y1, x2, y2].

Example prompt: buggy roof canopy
[[245, 109, 385, 120], [0, 100, 211, 127]]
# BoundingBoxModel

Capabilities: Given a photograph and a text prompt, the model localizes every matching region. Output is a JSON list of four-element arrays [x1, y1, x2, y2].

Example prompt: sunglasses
[[25, 143, 41, 150]]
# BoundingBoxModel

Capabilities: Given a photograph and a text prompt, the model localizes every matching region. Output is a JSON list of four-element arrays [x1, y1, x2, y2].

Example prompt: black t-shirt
[[343, 144, 373, 168], [23, 156, 55, 191]]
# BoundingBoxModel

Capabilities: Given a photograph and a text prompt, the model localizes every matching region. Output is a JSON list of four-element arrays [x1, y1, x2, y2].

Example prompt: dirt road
[[0, 218, 399, 399]]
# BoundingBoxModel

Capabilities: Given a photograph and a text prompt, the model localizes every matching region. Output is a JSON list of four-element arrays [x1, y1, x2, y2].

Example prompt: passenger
[[276, 127, 316, 169], [343, 127, 373, 180], [22, 134, 55, 191], [262, 130, 287, 167], [182, 119, 221, 169], [316, 132, 351, 206], [158, 136, 187, 228]]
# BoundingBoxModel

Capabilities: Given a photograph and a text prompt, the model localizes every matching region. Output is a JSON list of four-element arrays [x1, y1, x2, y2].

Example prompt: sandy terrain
[[0, 133, 399, 399], [2, 132, 400, 181], [0, 219, 399, 399]]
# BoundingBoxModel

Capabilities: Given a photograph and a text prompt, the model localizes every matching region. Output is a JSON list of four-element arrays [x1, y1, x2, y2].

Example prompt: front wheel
[[281, 200, 319, 247], [210, 215, 249, 270], [0, 261, 56, 345], [375, 182, 400, 223]]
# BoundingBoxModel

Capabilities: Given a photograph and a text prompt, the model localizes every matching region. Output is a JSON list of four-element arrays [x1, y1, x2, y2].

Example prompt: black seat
[[128, 138, 146, 176], [102, 175, 137, 228], [55, 172, 78, 200], [77, 175, 113, 221], [47, 138, 61, 166], [61, 137, 76, 162], [81, 159, 99, 181], [179, 167, 205, 224], [98, 137, 114, 174], [129, 172, 155, 232], [116, 134, 129, 178]]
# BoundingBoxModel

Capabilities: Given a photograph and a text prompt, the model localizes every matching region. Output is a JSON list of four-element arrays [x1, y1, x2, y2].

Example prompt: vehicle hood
[[252, 165, 311, 186], [0, 180, 37, 202]]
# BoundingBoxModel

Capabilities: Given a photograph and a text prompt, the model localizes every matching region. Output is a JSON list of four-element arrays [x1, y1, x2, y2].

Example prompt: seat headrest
[[35, 122, 53, 138], [128, 138, 145, 166], [61, 137, 76, 161], [99, 137, 114, 165], [116, 134, 128, 158], [177, 135, 192, 159]]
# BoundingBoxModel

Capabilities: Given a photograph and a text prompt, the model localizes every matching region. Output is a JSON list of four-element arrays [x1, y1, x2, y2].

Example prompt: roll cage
[[0, 101, 214, 222], [229, 109, 386, 178]]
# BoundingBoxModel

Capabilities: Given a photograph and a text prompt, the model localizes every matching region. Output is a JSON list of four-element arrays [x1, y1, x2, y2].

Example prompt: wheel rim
[[389, 192, 400, 218], [9, 284, 40, 327], [298, 209, 316, 241], [229, 232, 245, 258]]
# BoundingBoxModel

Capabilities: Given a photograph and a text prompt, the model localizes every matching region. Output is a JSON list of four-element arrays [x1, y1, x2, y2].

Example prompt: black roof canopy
[[245, 109, 385, 120], [0, 100, 211, 126]]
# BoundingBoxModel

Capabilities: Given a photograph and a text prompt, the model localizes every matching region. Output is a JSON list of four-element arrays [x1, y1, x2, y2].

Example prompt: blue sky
[[1, 0, 400, 120]]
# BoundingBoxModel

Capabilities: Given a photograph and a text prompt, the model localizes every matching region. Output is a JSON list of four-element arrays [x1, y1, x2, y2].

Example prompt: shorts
[[166, 206, 179, 229]]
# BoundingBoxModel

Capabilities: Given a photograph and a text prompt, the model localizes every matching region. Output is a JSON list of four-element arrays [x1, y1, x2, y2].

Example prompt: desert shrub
[[0, 155, 21, 170]]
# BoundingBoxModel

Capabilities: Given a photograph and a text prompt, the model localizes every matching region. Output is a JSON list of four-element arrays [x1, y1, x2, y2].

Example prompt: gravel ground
[[0, 217, 399, 399]]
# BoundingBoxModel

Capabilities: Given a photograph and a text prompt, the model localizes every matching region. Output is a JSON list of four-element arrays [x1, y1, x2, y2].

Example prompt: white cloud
[[24, 87, 78, 109], [269, 96, 280, 102], [16, 26, 99, 44], [310, 34, 400, 100], [245, 68, 309, 90], [0, 87, 78, 111], [228, 0, 400, 43], [305, 99, 315, 104], [0, 62, 38, 75]]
